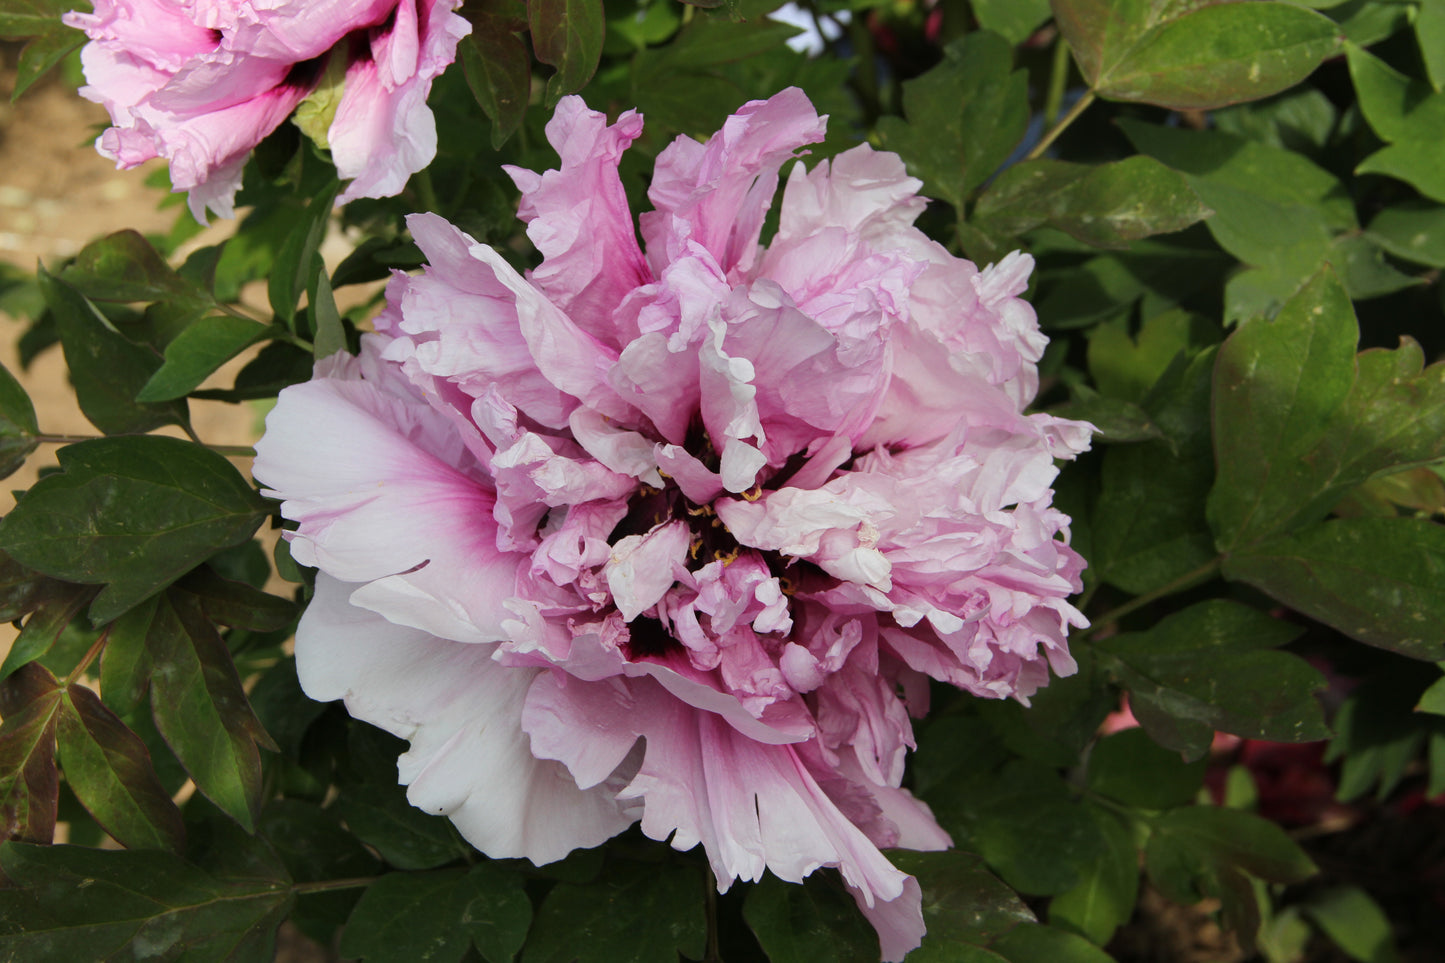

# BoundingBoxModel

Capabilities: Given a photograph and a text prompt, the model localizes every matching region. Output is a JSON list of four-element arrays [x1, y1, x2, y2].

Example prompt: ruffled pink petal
[[642, 87, 827, 279], [298, 575, 634, 864], [505, 98, 650, 341]]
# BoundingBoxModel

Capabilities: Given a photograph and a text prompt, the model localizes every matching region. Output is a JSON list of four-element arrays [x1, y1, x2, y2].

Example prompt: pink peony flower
[[64, 0, 471, 221], [253, 88, 1091, 960]]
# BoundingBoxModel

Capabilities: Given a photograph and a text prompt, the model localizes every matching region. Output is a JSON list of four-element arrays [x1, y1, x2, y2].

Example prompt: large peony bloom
[[254, 88, 1091, 960], [64, 0, 471, 221]]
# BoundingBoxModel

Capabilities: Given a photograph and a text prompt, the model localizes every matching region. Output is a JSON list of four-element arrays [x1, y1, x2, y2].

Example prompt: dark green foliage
[[0, 0, 1441, 959]]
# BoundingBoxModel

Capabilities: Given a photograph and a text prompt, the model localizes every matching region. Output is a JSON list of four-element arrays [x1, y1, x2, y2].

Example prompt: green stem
[[704, 867, 722, 963], [291, 876, 379, 896], [1025, 89, 1096, 161], [66, 626, 111, 686], [33, 433, 256, 458], [1044, 34, 1071, 127], [416, 168, 442, 216], [1078, 556, 1224, 640]]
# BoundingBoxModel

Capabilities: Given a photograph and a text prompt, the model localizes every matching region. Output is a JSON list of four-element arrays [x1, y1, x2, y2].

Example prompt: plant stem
[[32, 433, 256, 458], [291, 876, 379, 895], [1025, 89, 1096, 161], [66, 626, 111, 686], [1044, 33, 1071, 127], [704, 867, 722, 963], [1078, 556, 1224, 640], [217, 301, 269, 325]]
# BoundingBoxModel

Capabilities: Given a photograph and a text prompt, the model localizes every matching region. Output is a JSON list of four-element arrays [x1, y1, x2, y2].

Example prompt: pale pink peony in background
[[64, 0, 470, 221], [254, 88, 1092, 960]]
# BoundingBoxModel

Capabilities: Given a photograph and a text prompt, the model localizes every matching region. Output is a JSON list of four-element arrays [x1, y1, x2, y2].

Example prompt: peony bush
[[0, 1, 1443, 961]]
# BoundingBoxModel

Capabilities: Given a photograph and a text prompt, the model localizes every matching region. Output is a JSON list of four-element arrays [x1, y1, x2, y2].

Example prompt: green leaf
[[146, 591, 275, 831], [309, 267, 347, 361], [973, 156, 1209, 250], [0, 551, 58, 624], [1091, 348, 1219, 595], [1302, 885, 1402, 963], [889, 849, 1034, 957], [0, 360, 38, 480], [1367, 201, 1445, 268], [257, 799, 379, 944], [1329, 233, 1422, 301], [1048, 804, 1139, 946], [1420, 671, 1445, 715], [1346, 42, 1445, 200], [1049, 391, 1162, 444], [0, 663, 61, 844], [1208, 269, 1356, 549], [340, 870, 476, 963], [0, 583, 92, 682], [1212, 86, 1338, 154], [529, 0, 605, 105], [174, 566, 297, 633], [1086, 310, 1209, 405], [99, 595, 158, 719], [991, 922, 1117, 963], [1087, 727, 1208, 810], [58, 230, 211, 311], [268, 181, 340, 327], [527, 861, 708, 963], [460, 863, 532, 963], [877, 31, 1028, 209], [974, 0, 1052, 44], [0, 840, 292, 960], [0, 436, 269, 623], [1094, 599, 1328, 758], [1152, 805, 1316, 884], [744, 872, 876, 963], [135, 315, 271, 402], [11, 25, 82, 99], [960, 762, 1108, 896], [55, 683, 185, 853], [1054, 0, 1341, 108], [1419, 0, 1445, 91], [40, 269, 189, 435], [461, 15, 531, 148], [1328, 660, 1435, 800], [1225, 517, 1445, 660]]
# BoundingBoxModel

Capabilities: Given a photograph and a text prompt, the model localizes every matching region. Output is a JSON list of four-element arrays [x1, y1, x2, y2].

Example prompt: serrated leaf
[[1048, 804, 1138, 946], [889, 850, 1035, 952], [974, 156, 1209, 249], [55, 683, 185, 853], [0, 664, 61, 844], [744, 872, 876, 963], [146, 590, 274, 831], [1095, 600, 1328, 758], [0, 436, 269, 623], [530, 0, 604, 105], [0, 360, 38, 479], [40, 269, 189, 435], [525, 861, 707, 963], [1055, 0, 1341, 109], [0, 840, 292, 961], [1087, 728, 1207, 810], [1224, 517, 1445, 660], [877, 31, 1028, 210], [136, 315, 271, 402], [461, 15, 530, 148]]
